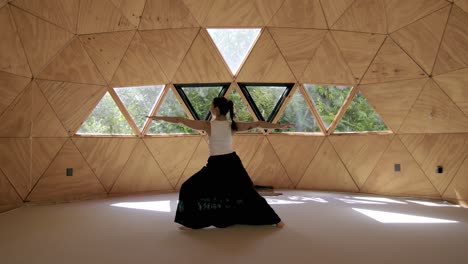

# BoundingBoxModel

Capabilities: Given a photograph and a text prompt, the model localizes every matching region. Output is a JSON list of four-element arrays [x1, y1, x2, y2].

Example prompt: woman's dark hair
[[212, 97, 238, 131]]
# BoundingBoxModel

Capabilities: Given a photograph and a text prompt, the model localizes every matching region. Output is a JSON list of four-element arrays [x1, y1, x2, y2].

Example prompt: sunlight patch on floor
[[353, 208, 458, 224]]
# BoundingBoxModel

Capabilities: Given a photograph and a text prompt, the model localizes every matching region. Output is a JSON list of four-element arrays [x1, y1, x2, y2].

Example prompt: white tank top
[[208, 120, 233, 156]]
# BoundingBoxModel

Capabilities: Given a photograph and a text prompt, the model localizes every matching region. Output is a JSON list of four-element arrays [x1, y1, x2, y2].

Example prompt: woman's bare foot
[[276, 221, 285, 228], [179, 225, 192, 230]]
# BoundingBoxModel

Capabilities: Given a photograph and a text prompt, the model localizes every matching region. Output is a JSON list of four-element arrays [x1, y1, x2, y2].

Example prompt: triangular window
[[207, 28, 261, 75], [226, 88, 254, 122], [77, 92, 133, 135]]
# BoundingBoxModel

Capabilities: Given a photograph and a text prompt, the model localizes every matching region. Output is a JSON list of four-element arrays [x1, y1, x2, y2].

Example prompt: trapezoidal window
[[238, 83, 294, 122], [304, 84, 353, 129], [77, 92, 133, 135], [207, 28, 261, 75], [335, 91, 390, 133], [175, 83, 230, 120]]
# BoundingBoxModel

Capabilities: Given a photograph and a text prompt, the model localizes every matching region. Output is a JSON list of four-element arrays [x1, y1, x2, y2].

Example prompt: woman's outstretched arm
[[236, 121, 294, 132], [147, 116, 209, 131]]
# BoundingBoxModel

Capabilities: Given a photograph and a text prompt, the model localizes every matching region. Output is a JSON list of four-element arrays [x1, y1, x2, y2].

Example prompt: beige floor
[[1, 190, 467, 264]]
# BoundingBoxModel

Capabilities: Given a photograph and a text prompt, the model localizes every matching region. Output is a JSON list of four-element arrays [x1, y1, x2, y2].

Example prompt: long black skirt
[[174, 152, 281, 229]]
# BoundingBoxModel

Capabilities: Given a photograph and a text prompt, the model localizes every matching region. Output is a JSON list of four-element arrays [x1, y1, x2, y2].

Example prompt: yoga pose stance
[[148, 97, 293, 229]]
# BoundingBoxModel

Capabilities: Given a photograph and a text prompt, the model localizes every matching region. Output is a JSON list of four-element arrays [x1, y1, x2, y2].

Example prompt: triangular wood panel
[[253, 0, 284, 25], [360, 78, 428, 132], [320, 0, 354, 27], [182, 0, 214, 25], [77, 0, 136, 34], [399, 79, 468, 133], [31, 81, 68, 137], [391, 6, 450, 75], [333, 31, 386, 82], [300, 33, 356, 85], [109, 0, 146, 27], [0, 138, 30, 199], [361, 37, 426, 84], [173, 31, 232, 83], [434, 68, 468, 116], [457, 0, 468, 14], [11, 0, 79, 33], [443, 155, 468, 201], [110, 140, 173, 194], [433, 6, 468, 75], [80, 31, 135, 84], [269, 28, 327, 79], [297, 138, 358, 192], [246, 137, 293, 188], [0, 5, 31, 77], [204, 0, 264, 27], [386, 0, 449, 33], [0, 168, 23, 213], [37, 79, 107, 135], [400, 134, 468, 195], [176, 137, 208, 189], [0, 71, 30, 116], [139, 0, 199, 30], [237, 29, 295, 82], [362, 137, 441, 198], [74, 138, 139, 192], [140, 28, 198, 81], [0, 83, 31, 137], [268, 134, 324, 186], [0, 0, 7, 9], [329, 134, 393, 188], [232, 135, 264, 168], [27, 140, 106, 202], [31, 138, 67, 188], [268, 0, 327, 29], [37, 38, 107, 85], [144, 137, 200, 188], [332, 0, 387, 34], [110, 32, 168, 87], [10, 5, 74, 76]]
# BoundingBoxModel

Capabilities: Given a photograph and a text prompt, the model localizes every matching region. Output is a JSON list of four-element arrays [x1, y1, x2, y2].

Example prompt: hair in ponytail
[[212, 97, 238, 131]]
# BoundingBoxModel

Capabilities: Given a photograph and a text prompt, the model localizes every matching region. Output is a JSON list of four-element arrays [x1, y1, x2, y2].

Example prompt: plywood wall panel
[[37, 80, 107, 135], [139, 0, 199, 29], [10, 5, 74, 76], [268, 0, 327, 29], [0, 169, 23, 213], [456, 0, 468, 14], [173, 31, 232, 83], [0, 83, 31, 137], [0, 71, 30, 117], [27, 140, 106, 202], [360, 78, 428, 132], [37, 38, 107, 85], [12, 0, 79, 33], [74, 138, 139, 192], [386, 0, 449, 33], [269, 28, 327, 79], [297, 138, 358, 192], [140, 28, 198, 81], [332, 31, 386, 82], [443, 156, 468, 201], [109, 0, 146, 27], [320, 0, 355, 27], [362, 137, 441, 198], [329, 134, 393, 188], [144, 137, 200, 188], [434, 68, 468, 116], [232, 135, 264, 167], [110, 32, 168, 87], [391, 6, 450, 75], [254, 0, 284, 25], [80, 31, 135, 84], [176, 137, 208, 189], [0, 138, 30, 199], [246, 137, 293, 188], [332, 0, 387, 34], [204, 0, 264, 27], [0, 5, 31, 77], [399, 79, 468, 133], [268, 135, 324, 186], [182, 0, 214, 25], [77, 0, 136, 34], [300, 33, 356, 84], [433, 6, 468, 75], [31, 138, 67, 188], [361, 38, 426, 84]]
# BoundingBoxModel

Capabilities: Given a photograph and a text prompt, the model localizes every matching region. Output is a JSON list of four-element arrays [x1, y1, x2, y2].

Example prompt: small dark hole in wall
[[394, 164, 401, 172], [66, 168, 73, 176], [436, 166, 443, 174]]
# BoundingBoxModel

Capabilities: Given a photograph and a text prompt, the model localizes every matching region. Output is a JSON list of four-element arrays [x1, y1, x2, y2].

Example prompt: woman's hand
[[279, 123, 295, 129]]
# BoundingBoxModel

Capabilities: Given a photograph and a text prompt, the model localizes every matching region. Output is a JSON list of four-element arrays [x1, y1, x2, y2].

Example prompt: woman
[[148, 97, 293, 229]]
